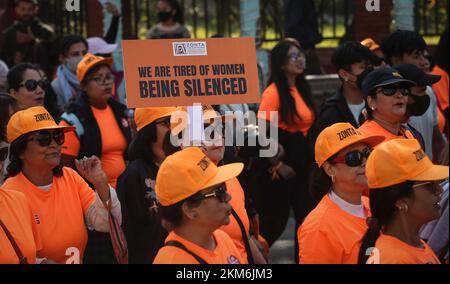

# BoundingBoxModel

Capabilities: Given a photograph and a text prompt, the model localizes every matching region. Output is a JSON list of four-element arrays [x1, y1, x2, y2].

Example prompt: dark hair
[[159, 0, 185, 24], [0, 93, 17, 141], [7, 62, 40, 91], [60, 35, 88, 57], [159, 194, 203, 227], [434, 27, 449, 74], [268, 39, 315, 126], [15, 0, 37, 7], [5, 132, 63, 180], [310, 153, 339, 204], [381, 30, 427, 65], [358, 181, 414, 264], [128, 123, 158, 164], [332, 41, 378, 72], [33, 65, 62, 122]]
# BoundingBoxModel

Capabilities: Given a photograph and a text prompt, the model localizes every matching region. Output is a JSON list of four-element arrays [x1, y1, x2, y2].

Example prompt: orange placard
[[122, 38, 261, 108]]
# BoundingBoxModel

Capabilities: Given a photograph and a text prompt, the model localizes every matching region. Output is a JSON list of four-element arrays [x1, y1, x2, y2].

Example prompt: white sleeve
[[427, 87, 439, 126], [84, 186, 122, 233]]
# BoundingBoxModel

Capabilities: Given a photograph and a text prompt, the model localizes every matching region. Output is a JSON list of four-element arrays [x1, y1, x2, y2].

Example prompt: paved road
[[267, 216, 296, 264]]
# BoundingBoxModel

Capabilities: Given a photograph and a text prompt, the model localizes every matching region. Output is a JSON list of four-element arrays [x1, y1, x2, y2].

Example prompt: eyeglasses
[[18, 79, 49, 92], [413, 181, 441, 194], [191, 184, 228, 203], [87, 74, 115, 85], [376, 86, 411, 97], [0, 146, 8, 162], [288, 52, 305, 62], [332, 148, 371, 167], [27, 130, 65, 147]]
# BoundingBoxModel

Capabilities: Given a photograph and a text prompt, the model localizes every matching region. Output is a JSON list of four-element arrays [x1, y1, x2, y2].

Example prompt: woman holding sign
[[257, 38, 316, 260]]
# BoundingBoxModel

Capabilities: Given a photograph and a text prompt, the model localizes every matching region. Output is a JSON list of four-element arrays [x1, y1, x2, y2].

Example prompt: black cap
[[394, 64, 441, 87], [362, 67, 416, 97]]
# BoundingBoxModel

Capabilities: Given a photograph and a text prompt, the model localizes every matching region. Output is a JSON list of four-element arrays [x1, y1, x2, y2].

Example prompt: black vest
[[63, 93, 132, 160]]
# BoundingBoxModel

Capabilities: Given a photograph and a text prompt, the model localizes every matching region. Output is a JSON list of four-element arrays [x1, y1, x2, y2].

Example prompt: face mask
[[157, 11, 173, 22], [407, 94, 430, 116], [65, 56, 83, 73]]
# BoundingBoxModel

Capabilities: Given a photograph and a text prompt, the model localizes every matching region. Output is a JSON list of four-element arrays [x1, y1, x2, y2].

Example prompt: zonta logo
[[366, 0, 380, 12], [66, 0, 80, 12]]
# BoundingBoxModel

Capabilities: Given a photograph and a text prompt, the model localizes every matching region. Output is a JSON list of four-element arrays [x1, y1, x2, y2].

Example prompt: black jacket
[[314, 87, 366, 141], [63, 93, 132, 160], [116, 160, 168, 264]]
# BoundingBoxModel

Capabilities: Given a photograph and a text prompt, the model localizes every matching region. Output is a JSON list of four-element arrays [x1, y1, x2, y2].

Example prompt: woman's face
[[368, 84, 409, 123], [405, 181, 443, 225], [187, 183, 233, 228], [10, 69, 45, 109], [152, 116, 172, 161], [324, 142, 371, 195], [157, 0, 173, 13], [282, 46, 306, 78], [20, 130, 64, 172], [82, 65, 114, 105]]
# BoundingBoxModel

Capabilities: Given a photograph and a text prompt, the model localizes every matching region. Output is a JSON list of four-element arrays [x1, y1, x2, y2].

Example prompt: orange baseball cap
[[134, 107, 178, 131], [7, 106, 75, 143], [77, 53, 114, 82], [155, 147, 244, 206], [315, 123, 385, 167], [171, 105, 234, 135], [361, 38, 380, 51], [366, 139, 449, 189]]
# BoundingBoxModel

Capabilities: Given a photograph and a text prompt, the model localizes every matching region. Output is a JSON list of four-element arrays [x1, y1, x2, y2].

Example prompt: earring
[[371, 106, 376, 111], [331, 175, 336, 183]]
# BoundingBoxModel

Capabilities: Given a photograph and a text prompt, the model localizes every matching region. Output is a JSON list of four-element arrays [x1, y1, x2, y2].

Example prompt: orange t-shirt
[[0, 188, 42, 264], [298, 194, 370, 264], [369, 234, 441, 264], [258, 83, 314, 135], [432, 65, 449, 112], [153, 230, 246, 264], [2, 168, 96, 264], [60, 105, 128, 188], [220, 178, 250, 262], [359, 120, 415, 145]]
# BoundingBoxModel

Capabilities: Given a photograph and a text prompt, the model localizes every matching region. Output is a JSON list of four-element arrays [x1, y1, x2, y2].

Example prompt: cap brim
[[418, 74, 441, 86], [200, 163, 244, 190], [375, 78, 416, 89], [411, 165, 449, 182], [36, 125, 76, 134], [94, 44, 118, 55]]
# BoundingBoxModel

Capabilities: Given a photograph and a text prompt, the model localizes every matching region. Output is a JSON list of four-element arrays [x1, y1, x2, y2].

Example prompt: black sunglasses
[[18, 79, 49, 92], [27, 130, 65, 147], [333, 148, 371, 167], [191, 184, 228, 203], [376, 86, 411, 97], [0, 146, 8, 162]]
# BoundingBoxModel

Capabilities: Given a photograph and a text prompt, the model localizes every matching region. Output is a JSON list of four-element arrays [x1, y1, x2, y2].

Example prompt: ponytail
[[358, 181, 414, 264]]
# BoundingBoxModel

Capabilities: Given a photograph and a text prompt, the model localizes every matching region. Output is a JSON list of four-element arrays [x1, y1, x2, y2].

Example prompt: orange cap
[[134, 107, 178, 131], [366, 139, 449, 189], [361, 38, 380, 51], [77, 53, 114, 82], [171, 105, 234, 135], [7, 106, 75, 143], [156, 147, 244, 206], [315, 123, 385, 167]]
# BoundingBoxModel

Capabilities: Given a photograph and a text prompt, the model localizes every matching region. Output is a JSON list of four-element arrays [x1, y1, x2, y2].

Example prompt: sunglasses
[[155, 117, 171, 128], [376, 86, 411, 97], [412, 181, 441, 194], [191, 184, 228, 203], [0, 146, 8, 162], [18, 79, 49, 92], [27, 130, 65, 147], [332, 148, 371, 167]]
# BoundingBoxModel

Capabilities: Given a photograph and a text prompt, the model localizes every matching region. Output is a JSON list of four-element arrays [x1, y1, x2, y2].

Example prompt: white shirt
[[347, 102, 365, 126], [329, 191, 367, 219]]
